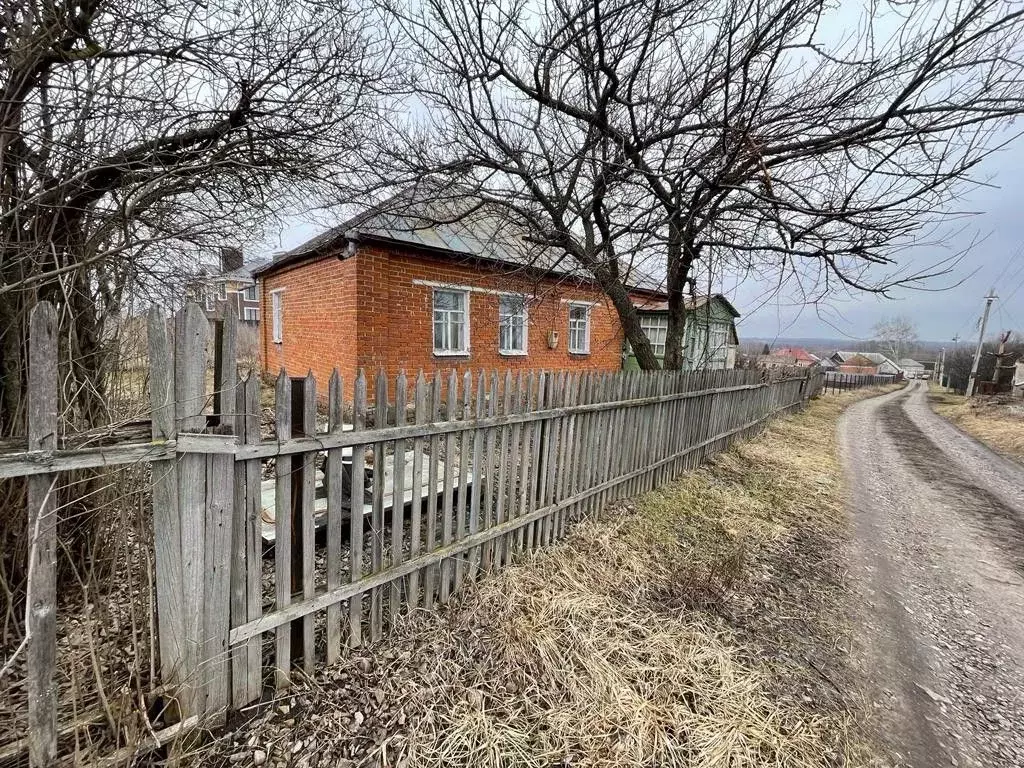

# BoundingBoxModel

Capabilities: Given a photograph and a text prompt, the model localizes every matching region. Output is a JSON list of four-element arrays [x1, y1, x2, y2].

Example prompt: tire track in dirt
[[877, 392, 1024, 576]]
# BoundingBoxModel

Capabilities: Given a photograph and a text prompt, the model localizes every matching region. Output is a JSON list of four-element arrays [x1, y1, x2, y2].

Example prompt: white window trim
[[204, 291, 216, 312], [567, 301, 591, 355], [498, 293, 529, 356], [242, 306, 260, 322], [432, 288, 471, 356], [241, 284, 257, 301], [270, 288, 284, 343]]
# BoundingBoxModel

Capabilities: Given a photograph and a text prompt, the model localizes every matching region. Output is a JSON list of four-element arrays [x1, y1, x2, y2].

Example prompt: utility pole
[[938, 347, 946, 387], [965, 292, 996, 397], [991, 330, 1012, 388]]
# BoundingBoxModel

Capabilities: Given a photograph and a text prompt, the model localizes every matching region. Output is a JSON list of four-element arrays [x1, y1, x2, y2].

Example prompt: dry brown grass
[[199, 386, 900, 768], [928, 386, 1024, 463]]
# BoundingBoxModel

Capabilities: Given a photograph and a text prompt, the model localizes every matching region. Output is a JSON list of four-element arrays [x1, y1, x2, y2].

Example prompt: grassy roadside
[[928, 386, 1024, 463], [200, 386, 899, 768]]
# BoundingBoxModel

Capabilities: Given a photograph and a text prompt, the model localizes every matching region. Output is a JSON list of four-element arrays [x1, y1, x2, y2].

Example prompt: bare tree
[[872, 315, 919, 363], [1, 0, 386, 611], [382, 0, 1024, 368]]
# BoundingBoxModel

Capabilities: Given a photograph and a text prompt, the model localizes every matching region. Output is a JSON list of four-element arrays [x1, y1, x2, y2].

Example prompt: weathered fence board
[[26, 303, 58, 768]]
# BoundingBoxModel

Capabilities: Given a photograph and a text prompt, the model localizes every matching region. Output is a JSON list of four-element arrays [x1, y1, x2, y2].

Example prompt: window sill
[[568, 350, 590, 356], [433, 350, 470, 358], [499, 350, 528, 357]]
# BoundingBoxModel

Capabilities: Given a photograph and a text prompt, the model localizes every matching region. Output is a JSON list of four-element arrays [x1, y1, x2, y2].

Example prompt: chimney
[[220, 246, 243, 273]]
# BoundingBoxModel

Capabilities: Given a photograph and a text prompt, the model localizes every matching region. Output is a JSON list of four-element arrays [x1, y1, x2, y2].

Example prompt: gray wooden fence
[[2, 302, 824, 765]]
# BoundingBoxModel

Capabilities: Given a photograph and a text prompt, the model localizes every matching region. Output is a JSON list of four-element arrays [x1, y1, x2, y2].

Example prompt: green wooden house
[[623, 294, 740, 370]]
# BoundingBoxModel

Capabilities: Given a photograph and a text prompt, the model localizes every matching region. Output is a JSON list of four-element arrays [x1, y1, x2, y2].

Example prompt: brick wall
[[260, 256, 359, 390], [260, 242, 636, 399], [355, 244, 626, 380]]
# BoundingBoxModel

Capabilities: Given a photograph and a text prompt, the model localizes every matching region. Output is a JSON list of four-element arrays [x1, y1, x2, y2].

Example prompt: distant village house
[[188, 247, 268, 325]]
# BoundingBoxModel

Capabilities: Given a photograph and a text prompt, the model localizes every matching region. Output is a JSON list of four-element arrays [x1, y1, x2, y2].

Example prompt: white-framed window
[[270, 289, 284, 343], [498, 294, 527, 355], [204, 287, 216, 312], [568, 302, 591, 354], [433, 288, 469, 355], [241, 284, 257, 301], [639, 314, 668, 358], [243, 306, 260, 322], [218, 282, 227, 300]]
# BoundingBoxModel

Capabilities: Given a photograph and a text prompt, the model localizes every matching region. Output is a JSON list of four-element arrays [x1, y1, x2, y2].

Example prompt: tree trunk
[[662, 223, 695, 370], [0, 264, 112, 631], [599, 279, 661, 370]]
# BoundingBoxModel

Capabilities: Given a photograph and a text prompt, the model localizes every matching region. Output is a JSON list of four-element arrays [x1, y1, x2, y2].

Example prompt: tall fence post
[[147, 307, 187, 720], [175, 304, 211, 717], [27, 302, 58, 768], [204, 315, 237, 719]]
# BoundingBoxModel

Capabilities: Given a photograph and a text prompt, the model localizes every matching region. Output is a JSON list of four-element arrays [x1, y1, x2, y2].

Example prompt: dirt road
[[839, 381, 1024, 767]]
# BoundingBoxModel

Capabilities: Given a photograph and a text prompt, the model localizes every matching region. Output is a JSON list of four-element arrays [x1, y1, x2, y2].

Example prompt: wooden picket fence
[[3, 302, 823, 766]]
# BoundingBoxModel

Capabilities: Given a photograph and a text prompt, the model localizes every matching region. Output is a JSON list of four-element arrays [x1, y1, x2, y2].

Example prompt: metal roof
[[253, 187, 665, 295]]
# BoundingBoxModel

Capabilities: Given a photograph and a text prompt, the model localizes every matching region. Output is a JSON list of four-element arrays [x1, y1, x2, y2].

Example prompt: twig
[[804, 655, 843, 695], [0, 636, 27, 680]]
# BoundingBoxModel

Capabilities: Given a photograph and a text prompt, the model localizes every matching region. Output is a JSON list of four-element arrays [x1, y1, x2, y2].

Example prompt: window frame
[[242, 306, 260, 323], [241, 284, 257, 301], [567, 302, 591, 355], [270, 289, 284, 343], [432, 288, 470, 356], [638, 313, 668, 358], [203, 286, 216, 312], [498, 293, 528, 356]]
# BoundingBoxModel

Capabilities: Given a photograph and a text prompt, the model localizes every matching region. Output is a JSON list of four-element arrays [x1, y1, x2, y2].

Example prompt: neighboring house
[[830, 351, 901, 376], [899, 358, 926, 378], [1013, 360, 1024, 399], [188, 247, 269, 324], [623, 295, 740, 371], [756, 346, 819, 369], [254, 196, 669, 391]]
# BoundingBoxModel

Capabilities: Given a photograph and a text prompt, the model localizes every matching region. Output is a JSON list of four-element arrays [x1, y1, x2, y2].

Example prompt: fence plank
[[370, 371, 388, 641], [492, 371, 512, 567], [408, 373, 427, 608], [213, 313, 237, 427], [146, 307, 186, 716], [273, 372, 293, 689], [469, 373, 487, 575], [326, 371, 345, 664], [500, 371, 520, 566], [454, 371, 473, 588], [203, 444, 234, 718], [174, 304, 209, 715], [243, 375, 263, 703], [348, 372, 367, 648], [439, 371, 458, 603], [423, 376, 443, 610], [514, 371, 533, 554], [27, 302, 58, 768], [231, 378, 249, 709], [390, 372, 408, 625]]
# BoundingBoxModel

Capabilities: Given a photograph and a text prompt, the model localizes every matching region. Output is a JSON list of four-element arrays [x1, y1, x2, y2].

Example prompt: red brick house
[[254, 199, 666, 391]]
